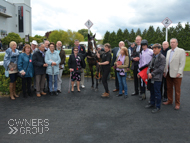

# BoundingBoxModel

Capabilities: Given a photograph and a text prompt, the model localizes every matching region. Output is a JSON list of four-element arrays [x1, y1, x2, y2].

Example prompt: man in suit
[[161, 41, 169, 102], [111, 41, 125, 92], [163, 38, 186, 110], [131, 36, 141, 96], [72, 39, 86, 88]]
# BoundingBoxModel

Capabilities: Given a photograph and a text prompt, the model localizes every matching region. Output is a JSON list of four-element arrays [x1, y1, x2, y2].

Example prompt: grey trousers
[[57, 69, 64, 91], [36, 74, 46, 94]]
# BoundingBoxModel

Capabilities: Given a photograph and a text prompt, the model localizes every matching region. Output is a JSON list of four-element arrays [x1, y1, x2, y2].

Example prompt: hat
[[31, 40, 38, 45]]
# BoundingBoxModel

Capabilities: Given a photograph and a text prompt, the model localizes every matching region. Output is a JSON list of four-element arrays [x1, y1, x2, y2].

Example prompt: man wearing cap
[[145, 44, 166, 113], [137, 39, 153, 100], [31, 40, 38, 54], [163, 38, 186, 110]]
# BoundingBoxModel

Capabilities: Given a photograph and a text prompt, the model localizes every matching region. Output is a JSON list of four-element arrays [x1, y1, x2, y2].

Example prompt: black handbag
[[18, 55, 31, 78]]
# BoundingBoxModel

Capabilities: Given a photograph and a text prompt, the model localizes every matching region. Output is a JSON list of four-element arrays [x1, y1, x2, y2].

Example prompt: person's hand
[[43, 63, 48, 67], [98, 62, 101, 65], [133, 57, 140, 61], [21, 72, 25, 76], [148, 73, 152, 79], [96, 53, 100, 58], [69, 68, 74, 72], [163, 72, 166, 78], [10, 68, 14, 71], [176, 73, 181, 78], [137, 74, 140, 78]]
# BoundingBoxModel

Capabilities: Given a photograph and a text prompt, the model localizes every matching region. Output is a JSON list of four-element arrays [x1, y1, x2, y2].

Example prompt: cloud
[[31, 0, 189, 39]]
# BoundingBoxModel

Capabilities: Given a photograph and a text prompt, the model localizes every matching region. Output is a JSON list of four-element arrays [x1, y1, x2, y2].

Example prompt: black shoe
[[139, 93, 146, 100], [131, 92, 139, 96], [116, 94, 122, 97], [163, 98, 168, 102], [145, 104, 155, 108], [152, 108, 160, 113], [33, 89, 36, 92], [28, 92, 32, 96], [50, 92, 54, 96], [57, 90, 61, 93], [124, 95, 128, 98], [54, 91, 58, 96]]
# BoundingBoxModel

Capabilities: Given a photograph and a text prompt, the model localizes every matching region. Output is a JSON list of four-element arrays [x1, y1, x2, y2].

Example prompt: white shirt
[[136, 45, 141, 52], [116, 48, 121, 57]]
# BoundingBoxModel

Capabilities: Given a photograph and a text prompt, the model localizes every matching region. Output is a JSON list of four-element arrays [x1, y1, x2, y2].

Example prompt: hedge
[[0, 57, 133, 95]]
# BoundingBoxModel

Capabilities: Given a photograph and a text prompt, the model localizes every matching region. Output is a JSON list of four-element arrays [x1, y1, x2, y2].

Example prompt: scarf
[[116, 55, 125, 76], [3, 48, 20, 70]]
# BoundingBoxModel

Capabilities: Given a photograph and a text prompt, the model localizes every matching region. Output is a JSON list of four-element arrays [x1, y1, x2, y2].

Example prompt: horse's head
[[88, 34, 96, 53]]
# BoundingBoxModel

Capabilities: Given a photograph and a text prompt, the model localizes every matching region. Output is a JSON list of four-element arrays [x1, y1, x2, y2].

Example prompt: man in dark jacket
[[56, 41, 66, 93], [111, 41, 125, 92], [32, 44, 48, 97], [161, 41, 169, 102], [131, 36, 141, 96], [145, 44, 166, 113], [72, 40, 86, 88]]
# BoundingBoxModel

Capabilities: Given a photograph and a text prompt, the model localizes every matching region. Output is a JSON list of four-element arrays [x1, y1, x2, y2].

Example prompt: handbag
[[18, 55, 31, 78]]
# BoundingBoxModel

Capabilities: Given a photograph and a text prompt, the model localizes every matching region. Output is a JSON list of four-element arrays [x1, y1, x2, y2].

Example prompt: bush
[[0, 53, 4, 61]]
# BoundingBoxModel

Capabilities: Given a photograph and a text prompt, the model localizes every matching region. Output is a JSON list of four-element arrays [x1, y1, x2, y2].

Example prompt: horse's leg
[[89, 65, 94, 89]]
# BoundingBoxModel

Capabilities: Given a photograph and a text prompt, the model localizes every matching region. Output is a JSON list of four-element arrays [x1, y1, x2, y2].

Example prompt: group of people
[[110, 36, 186, 113], [3, 40, 66, 99], [3, 36, 186, 113]]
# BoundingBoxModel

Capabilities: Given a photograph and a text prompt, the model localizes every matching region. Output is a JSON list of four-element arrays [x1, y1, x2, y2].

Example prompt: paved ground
[[0, 72, 190, 143]]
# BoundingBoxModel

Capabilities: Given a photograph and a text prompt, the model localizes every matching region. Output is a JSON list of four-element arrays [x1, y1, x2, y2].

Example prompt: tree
[[103, 31, 110, 44], [142, 29, 147, 39], [2, 32, 22, 45], [108, 31, 117, 48], [136, 28, 142, 37], [48, 30, 69, 45], [123, 28, 130, 41], [78, 29, 93, 41], [116, 29, 124, 44], [182, 22, 190, 50], [154, 27, 164, 44], [129, 29, 136, 42], [145, 26, 155, 44], [66, 30, 84, 47]]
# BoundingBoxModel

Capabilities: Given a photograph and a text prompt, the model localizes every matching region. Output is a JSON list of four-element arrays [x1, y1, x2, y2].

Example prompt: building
[[0, 0, 31, 39]]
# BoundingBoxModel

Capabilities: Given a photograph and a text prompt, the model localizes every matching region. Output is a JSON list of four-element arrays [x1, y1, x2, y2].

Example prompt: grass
[[184, 56, 190, 71]]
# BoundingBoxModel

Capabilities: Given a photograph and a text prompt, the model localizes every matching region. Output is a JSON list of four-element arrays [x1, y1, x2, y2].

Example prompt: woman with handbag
[[17, 44, 34, 98], [114, 47, 129, 98], [3, 41, 20, 100], [45, 42, 61, 96], [68, 46, 86, 92]]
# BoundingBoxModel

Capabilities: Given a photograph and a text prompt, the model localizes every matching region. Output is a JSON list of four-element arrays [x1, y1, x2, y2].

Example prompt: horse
[[86, 34, 101, 91]]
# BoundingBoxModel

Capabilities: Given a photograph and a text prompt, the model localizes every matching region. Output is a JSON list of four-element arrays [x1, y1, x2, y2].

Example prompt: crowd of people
[[3, 35, 186, 113]]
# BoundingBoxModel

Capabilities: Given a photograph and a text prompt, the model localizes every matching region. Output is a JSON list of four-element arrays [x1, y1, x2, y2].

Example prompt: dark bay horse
[[86, 34, 101, 91]]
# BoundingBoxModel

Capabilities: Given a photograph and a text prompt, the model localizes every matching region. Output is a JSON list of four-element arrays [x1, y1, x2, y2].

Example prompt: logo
[[8, 119, 49, 135]]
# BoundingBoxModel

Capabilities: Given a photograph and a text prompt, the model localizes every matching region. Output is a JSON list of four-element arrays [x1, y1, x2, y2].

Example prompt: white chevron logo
[[8, 127, 18, 134]]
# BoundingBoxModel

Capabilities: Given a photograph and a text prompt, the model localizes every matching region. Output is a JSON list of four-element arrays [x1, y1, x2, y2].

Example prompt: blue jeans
[[48, 75, 58, 92], [150, 81, 162, 109], [117, 72, 128, 95]]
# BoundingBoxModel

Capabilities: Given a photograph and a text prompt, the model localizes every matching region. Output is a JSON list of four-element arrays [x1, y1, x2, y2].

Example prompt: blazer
[[59, 49, 66, 65], [131, 46, 140, 67], [68, 54, 86, 71], [72, 46, 86, 59], [147, 52, 166, 81], [164, 47, 186, 78], [111, 47, 119, 66], [32, 50, 46, 75], [114, 55, 129, 72]]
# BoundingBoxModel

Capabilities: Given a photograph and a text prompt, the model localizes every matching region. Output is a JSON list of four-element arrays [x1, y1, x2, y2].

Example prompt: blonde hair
[[9, 41, 17, 48], [22, 44, 32, 54], [121, 47, 128, 56]]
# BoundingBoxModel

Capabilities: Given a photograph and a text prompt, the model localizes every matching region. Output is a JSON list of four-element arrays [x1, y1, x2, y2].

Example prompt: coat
[[17, 53, 34, 77], [111, 47, 119, 66], [68, 54, 86, 71], [32, 50, 46, 75], [59, 49, 66, 65], [164, 47, 186, 78], [147, 52, 166, 81], [72, 45, 86, 59], [114, 55, 129, 72], [45, 50, 61, 75]]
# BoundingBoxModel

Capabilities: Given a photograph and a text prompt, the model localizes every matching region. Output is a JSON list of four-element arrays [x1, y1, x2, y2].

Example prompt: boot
[[9, 83, 15, 100], [13, 82, 19, 98], [101, 92, 110, 98]]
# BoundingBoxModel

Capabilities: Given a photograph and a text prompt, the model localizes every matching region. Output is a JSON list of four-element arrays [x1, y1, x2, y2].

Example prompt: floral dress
[[71, 55, 82, 81]]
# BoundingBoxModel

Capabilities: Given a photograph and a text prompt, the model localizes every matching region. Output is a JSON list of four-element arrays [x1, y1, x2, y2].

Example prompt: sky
[[31, 0, 190, 39]]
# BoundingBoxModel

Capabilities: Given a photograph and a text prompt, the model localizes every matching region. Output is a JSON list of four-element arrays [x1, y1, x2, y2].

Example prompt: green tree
[[129, 29, 136, 42], [78, 29, 93, 41], [2, 32, 22, 45], [67, 30, 84, 47], [182, 22, 190, 50], [123, 28, 130, 41], [116, 29, 124, 44], [136, 28, 142, 37], [103, 31, 110, 44], [48, 30, 69, 45], [145, 26, 155, 44], [142, 29, 147, 39], [108, 31, 117, 48], [154, 27, 164, 44]]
